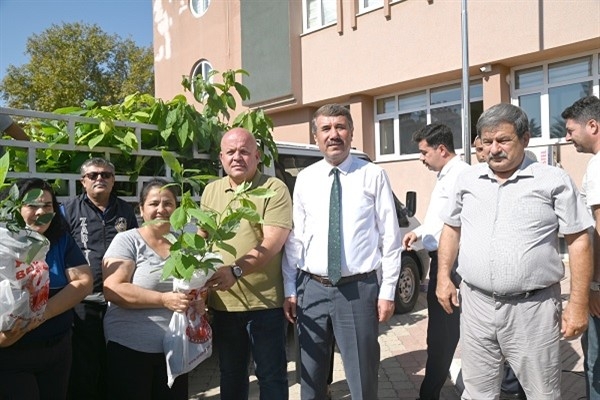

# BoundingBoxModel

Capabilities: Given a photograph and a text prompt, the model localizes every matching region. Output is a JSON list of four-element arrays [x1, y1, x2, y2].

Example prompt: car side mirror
[[406, 191, 416, 218]]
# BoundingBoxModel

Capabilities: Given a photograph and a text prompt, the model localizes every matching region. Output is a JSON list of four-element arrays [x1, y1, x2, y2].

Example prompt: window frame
[[511, 51, 600, 145], [358, 0, 384, 14], [302, 0, 337, 33], [189, 0, 211, 18], [374, 79, 484, 162], [190, 59, 214, 98]]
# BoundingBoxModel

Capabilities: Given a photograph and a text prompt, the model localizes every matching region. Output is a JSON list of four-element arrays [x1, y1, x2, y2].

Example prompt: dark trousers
[[67, 302, 107, 400], [297, 270, 380, 400], [212, 308, 289, 400], [327, 341, 335, 385], [106, 341, 188, 400], [0, 333, 71, 400], [419, 252, 461, 400], [501, 362, 526, 396], [582, 315, 600, 399]]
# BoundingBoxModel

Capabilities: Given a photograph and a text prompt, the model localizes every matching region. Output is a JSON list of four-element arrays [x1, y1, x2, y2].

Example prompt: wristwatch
[[591, 281, 600, 292], [231, 264, 243, 279]]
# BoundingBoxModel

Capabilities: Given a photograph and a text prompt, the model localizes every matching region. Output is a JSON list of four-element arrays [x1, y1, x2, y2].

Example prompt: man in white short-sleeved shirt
[[402, 123, 468, 400], [563, 95, 600, 399]]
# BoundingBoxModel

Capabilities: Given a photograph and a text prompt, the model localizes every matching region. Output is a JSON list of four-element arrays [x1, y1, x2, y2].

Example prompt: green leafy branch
[[0, 153, 54, 234], [6, 69, 276, 190], [182, 69, 278, 167], [159, 150, 275, 281]]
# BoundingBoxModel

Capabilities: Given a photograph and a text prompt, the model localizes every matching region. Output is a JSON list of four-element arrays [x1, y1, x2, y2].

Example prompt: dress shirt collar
[[322, 154, 354, 176], [437, 155, 461, 181], [479, 154, 536, 182], [224, 170, 262, 193]]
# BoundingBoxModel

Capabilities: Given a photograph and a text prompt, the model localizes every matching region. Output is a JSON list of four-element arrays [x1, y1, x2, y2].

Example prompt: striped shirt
[[442, 156, 593, 294]]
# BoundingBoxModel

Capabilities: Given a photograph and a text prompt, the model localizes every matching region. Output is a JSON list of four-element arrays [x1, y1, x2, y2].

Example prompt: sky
[[0, 0, 154, 93]]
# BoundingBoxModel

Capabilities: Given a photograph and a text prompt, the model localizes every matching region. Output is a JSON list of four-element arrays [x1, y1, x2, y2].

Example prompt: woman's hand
[[0, 318, 42, 348], [161, 292, 193, 313]]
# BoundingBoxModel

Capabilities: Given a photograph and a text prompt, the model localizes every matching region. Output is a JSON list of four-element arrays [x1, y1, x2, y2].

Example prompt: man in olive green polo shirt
[[203, 127, 292, 400]]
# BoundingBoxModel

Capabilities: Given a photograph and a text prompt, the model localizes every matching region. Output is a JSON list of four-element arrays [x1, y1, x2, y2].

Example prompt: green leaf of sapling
[[247, 187, 276, 198], [169, 207, 187, 230], [215, 241, 237, 257], [161, 150, 183, 175]]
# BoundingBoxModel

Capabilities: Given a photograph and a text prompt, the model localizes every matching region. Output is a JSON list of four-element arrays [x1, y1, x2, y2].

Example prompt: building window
[[303, 0, 336, 32], [513, 52, 599, 141], [374, 80, 483, 160], [190, 0, 210, 18], [190, 60, 213, 97], [359, 0, 383, 13], [191, 60, 213, 82]]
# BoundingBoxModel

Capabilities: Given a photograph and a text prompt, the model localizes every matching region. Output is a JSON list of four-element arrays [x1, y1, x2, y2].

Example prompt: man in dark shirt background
[[63, 158, 138, 400]]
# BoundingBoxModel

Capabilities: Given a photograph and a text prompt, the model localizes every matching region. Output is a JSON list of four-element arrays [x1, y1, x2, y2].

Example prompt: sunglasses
[[83, 171, 114, 180]]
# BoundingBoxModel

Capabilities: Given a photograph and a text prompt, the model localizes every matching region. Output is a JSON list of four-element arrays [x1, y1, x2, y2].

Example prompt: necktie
[[328, 168, 342, 285]]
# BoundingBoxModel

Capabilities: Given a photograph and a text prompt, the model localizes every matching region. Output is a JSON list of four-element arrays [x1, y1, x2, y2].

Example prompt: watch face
[[592, 282, 600, 292], [232, 265, 243, 278]]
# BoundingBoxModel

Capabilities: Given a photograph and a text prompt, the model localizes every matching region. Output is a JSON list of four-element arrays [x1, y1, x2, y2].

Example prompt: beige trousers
[[459, 282, 562, 399]]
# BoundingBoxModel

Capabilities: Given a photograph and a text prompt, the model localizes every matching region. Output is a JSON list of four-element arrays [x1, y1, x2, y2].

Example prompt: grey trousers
[[296, 271, 380, 400], [460, 282, 562, 400]]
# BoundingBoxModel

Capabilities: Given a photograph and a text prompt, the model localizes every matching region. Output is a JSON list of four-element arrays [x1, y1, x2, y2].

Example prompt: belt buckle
[[491, 291, 528, 301], [311, 273, 333, 287], [491, 291, 512, 301]]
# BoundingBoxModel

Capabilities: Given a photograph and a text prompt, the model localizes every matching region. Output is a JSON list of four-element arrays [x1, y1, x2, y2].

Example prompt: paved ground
[[188, 268, 587, 399]]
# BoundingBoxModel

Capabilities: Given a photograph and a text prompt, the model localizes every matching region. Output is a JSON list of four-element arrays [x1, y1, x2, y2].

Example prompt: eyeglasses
[[83, 171, 114, 180]]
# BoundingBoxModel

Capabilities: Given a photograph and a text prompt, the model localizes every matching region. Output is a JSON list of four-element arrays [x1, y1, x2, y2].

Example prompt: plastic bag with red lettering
[[0, 227, 50, 330], [164, 268, 215, 388]]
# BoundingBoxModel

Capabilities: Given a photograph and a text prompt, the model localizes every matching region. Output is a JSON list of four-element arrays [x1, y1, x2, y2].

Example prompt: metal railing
[[0, 107, 213, 204]]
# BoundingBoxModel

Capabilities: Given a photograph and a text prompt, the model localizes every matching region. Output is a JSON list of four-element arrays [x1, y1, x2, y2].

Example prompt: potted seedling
[[159, 150, 275, 386]]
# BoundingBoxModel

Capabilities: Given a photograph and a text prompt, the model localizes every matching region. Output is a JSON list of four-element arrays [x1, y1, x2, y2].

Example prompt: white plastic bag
[[164, 268, 215, 387], [0, 227, 50, 330]]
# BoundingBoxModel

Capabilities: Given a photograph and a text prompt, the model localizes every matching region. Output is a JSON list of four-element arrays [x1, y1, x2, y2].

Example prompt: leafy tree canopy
[[0, 22, 154, 111]]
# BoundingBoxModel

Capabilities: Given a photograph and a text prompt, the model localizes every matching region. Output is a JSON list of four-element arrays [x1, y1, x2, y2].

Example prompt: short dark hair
[[412, 123, 456, 153], [476, 103, 529, 139], [561, 96, 600, 125], [16, 178, 67, 244], [139, 178, 178, 206], [311, 104, 354, 134]]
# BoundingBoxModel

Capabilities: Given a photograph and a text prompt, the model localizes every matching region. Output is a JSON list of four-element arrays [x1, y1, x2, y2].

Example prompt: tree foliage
[[6, 69, 277, 198], [0, 22, 154, 111]]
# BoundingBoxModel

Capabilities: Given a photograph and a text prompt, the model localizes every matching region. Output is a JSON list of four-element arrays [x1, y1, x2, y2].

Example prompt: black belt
[[306, 270, 376, 287], [467, 282, 547, 301]]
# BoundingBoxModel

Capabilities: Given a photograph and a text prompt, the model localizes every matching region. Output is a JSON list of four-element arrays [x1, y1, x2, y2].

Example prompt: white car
[[265, 141, 430, 314]]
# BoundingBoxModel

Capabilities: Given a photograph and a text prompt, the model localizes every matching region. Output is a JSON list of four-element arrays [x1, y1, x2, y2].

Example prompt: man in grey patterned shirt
[[436, 103, 593, 399]]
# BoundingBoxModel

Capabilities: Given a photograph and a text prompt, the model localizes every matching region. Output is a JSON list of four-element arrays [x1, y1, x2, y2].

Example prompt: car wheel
[[394, 254, 420, 314]]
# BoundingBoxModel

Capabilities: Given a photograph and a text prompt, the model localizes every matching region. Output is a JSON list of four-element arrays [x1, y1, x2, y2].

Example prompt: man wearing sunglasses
[[62, 157, 138, 400]]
